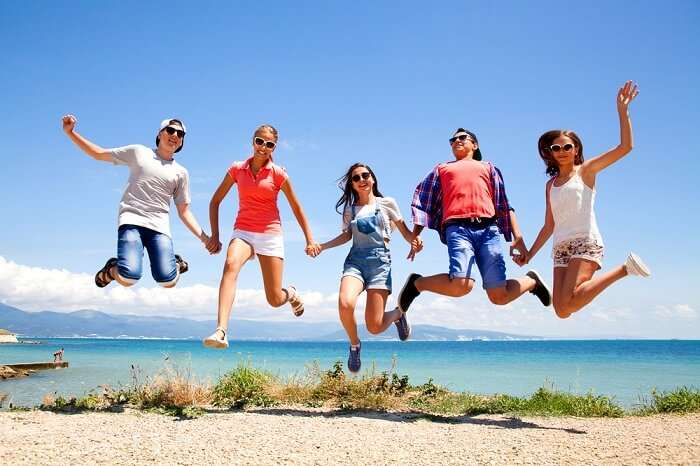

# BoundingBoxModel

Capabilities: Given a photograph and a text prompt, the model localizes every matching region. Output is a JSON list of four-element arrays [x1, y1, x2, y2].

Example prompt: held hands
[[62, 114, 77, 134], [305, 242, 322, 258], [510, 237, 529, 267], [204, 233, 222, 255], [617, 81, 639, 114], [406, 235, 423, 261]]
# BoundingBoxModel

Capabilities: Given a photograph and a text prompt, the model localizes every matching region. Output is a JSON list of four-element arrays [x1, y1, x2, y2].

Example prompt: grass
[[33, 361, 700, 419]]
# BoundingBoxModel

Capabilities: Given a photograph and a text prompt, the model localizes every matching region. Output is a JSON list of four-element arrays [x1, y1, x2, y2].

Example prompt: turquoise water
[[1, 339, 699, 407]]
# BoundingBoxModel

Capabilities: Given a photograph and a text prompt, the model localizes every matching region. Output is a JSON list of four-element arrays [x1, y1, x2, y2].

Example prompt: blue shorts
[[342, 247, 392, 292], [117, 224, 177, 283], [446, 223, 506, 289]]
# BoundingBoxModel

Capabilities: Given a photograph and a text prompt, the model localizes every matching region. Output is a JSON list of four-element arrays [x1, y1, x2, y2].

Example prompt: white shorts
[[231, 229, 285, 260]]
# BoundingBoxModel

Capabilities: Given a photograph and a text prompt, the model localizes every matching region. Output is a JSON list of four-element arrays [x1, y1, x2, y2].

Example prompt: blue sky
[[1, 1, 698, 338]]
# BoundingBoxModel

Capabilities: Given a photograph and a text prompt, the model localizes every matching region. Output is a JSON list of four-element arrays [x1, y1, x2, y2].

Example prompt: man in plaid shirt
[[396, 128, 552, 321]]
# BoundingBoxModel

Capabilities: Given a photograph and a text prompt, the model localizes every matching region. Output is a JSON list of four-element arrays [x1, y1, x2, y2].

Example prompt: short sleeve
[[227, 162, 242, 181], [380, 197, 403, 223], [341, 205, 352, 232], [110, 145, 139, 166], [272, 165, 289, 190], [174, 168, 191, 205]]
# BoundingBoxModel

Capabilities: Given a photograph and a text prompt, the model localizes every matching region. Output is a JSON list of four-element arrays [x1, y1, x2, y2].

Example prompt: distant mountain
[[0, 303, 539, 341]]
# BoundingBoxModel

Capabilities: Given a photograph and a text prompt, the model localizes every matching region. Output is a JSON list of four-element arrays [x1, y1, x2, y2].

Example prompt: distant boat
[[0, 328, 18, 344]]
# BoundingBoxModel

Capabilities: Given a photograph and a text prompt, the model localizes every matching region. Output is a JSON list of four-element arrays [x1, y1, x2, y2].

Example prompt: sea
[[1, 338, 699, 408]]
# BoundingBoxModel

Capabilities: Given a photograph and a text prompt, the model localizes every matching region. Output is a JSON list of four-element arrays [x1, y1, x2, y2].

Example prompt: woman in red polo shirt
[[203, 124, 319, 349]]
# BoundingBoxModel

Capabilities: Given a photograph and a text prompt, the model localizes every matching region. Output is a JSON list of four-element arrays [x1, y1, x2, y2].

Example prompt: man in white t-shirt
[[62, 115, 210, 288]]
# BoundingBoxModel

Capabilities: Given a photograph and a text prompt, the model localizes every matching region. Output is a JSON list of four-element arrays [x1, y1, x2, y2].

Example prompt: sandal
[[203, 327, 228, 349], [287, 286, 304, 317], [175, 254, 189, 274], [95, 258, 117, 288]]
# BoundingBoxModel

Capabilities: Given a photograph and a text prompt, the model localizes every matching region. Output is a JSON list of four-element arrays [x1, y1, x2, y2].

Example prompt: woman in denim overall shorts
[[311, 163, 422, 373]]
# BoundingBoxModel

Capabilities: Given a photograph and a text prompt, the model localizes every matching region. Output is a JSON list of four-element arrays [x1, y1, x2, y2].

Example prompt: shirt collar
[[243, 156, 273, 172]]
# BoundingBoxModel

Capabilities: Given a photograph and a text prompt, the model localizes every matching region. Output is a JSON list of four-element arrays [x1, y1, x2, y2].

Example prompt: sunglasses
[[164, 127, 185, 138], [449, 134, 473, 145], [549, 143, 575, 153], [351, 172, 371, 183], [254, 137, 277, 149]]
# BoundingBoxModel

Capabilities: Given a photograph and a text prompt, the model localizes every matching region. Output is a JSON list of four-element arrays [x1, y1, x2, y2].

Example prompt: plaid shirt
[[411, 161, 514, 243]]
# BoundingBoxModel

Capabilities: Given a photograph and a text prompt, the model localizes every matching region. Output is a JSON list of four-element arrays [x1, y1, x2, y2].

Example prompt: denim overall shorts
[[342, 204, 392, 292]]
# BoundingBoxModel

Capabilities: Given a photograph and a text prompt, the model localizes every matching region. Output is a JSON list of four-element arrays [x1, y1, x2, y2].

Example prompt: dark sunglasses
[[254, 137, 277, 149], [549, 143, 575, 153], [164, 127, 185, 138], [351, 172, 371, 183], [449, 134, 473, 145]]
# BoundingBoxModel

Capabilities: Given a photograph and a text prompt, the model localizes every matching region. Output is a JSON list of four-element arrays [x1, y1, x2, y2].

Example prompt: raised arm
[[280, 178, 320, 255], [61, 115, 112, 162], [206, 173, 235, 254], [582, 81, 639, 177]]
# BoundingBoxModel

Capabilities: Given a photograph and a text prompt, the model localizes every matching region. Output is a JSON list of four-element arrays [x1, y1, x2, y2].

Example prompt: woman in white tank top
[[520, 81, 650, 319]]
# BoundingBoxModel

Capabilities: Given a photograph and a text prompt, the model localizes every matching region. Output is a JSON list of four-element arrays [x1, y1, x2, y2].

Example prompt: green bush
[[212, 363, 276, 409]]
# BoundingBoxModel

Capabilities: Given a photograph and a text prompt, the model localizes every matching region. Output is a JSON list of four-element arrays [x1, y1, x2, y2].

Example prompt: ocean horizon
[[2, 338, 699, 408]]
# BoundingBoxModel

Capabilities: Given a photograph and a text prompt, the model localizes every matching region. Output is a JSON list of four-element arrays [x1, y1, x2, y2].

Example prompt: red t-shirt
[[227, 158, 288, 234], [438, 159, 495, 223]]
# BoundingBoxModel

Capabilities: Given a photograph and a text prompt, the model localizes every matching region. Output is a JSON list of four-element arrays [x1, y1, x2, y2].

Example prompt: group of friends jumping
[[62, 81, 650, 372]]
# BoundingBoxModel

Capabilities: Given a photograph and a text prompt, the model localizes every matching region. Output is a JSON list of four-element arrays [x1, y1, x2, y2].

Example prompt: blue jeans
[[117, 225, 177, 283], [446, 223, 506, 289]]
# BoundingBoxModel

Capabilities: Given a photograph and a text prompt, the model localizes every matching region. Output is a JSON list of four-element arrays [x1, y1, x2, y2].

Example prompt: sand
[[1, 409, 698, 465]]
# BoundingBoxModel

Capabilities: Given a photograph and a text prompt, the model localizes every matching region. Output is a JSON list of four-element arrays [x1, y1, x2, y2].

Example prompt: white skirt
[[231, 229, 285, 259]]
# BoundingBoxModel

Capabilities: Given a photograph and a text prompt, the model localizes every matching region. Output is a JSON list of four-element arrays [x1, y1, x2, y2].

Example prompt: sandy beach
[[1, 409, 698, 465]]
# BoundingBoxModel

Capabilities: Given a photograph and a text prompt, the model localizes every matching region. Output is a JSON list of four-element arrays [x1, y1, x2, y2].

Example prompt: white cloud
[[655, 304, 697, 320], [1, 256, 697, 337]]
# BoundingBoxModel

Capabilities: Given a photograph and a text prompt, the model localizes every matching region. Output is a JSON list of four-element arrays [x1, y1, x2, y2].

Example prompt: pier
[[5, 362, 69, 370]]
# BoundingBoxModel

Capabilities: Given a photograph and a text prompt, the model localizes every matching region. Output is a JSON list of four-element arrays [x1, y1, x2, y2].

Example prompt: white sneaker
[[203, 327, 228, 349], [625, 253, 651, 277]]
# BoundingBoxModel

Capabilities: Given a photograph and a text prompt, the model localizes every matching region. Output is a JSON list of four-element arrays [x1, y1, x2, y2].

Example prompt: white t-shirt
[[111, 145, 190, 237], [342, 197, 403, 242]]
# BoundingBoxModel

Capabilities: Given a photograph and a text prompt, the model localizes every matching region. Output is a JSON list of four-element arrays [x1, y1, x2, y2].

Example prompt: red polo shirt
[[227, 157, 288, 234]]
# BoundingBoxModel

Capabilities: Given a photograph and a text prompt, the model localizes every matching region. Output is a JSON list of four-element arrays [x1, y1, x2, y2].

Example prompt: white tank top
[[549, 171, 603, 246]]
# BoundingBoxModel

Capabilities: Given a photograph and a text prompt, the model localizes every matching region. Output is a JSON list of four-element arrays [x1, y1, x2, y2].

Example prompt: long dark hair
[[335, 163, 383, 214]]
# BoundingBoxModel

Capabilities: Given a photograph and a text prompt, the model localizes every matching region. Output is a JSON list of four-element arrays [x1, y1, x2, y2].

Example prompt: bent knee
[[366, 322, 383, 334], [450, 278, 474, 297], [553, 302, 574, 319]]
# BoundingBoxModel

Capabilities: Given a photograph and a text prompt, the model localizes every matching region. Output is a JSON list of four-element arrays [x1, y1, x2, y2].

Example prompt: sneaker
[[394, 310, 411, 341], [287, 285, 304, 317], [175, 254, 189, 274], [95, 257, 117, 288], [398, 273, 422, 313], [625, 253, 651, 277], [203, 327, 228, 349], [347, 343, 361, 373], [526, 270, 552, 306]]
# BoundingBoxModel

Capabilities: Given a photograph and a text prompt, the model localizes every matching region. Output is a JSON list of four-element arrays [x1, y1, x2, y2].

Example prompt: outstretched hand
[[617, 81, 639, 113], [407, 236, 423, 261], [62, 114, 77, 134]]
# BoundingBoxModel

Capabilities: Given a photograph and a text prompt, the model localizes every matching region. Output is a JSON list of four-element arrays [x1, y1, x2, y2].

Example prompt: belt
[[444, 216, 496, 230]]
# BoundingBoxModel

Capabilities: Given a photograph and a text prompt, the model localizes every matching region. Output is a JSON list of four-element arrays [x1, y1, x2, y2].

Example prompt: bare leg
[[364, 289, 399, 335], [216, 239, 254, 331], [553, 258, 627, 318], [415, 274, 475, 297], [338, 276, 365, 346], [485, 276, 537, 305], [257, 254, 291, 307]]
